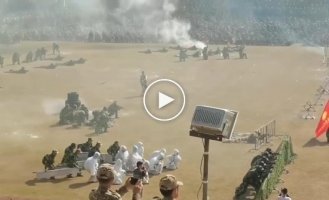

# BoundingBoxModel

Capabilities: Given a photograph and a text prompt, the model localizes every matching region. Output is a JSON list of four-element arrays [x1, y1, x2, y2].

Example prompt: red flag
[[315, 100, 329, 137]]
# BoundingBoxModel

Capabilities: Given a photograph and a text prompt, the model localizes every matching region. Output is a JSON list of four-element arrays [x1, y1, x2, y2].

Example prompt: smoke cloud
[[113, 0, 206, 48]]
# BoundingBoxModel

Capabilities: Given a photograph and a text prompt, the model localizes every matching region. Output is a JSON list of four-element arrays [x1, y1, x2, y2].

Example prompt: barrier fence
[[254, 120, 276, 150], [255, 136, 295, 200]]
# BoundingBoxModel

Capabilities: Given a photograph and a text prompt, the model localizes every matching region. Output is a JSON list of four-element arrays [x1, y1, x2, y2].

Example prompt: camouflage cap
[[159, 175, 183, 191], [97, 164, 115, 180], [52, 150, 58, 154]]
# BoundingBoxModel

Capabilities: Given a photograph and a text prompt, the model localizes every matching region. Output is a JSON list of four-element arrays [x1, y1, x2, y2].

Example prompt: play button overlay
[[143, 79, 186, 121], [158, 92, 174, 109]]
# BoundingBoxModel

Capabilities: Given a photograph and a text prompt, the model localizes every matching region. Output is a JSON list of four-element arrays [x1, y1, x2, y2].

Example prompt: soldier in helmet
[[107, 141, 120, 162], [88, 142, 102, 157], [52, 43, 60, 55], [65, 149, 83, 177], [179, 49, 187, 62], [89, 163, 143, 200], [108, 101, 122, 119], [40, 47, 47, 60], [80, 138, 93, 152], [202, 46, 208, 60], [222, 47, 229, 59], [140, 71, 147, 95], [25, 51, 33, 63], [42, 150, 58, 171], [59, 104, 73, 125], [0, 55, 4, 68], [95, 108, 110, 134], [61, 143, 76, 164], [12, 52, 20, 65], [34, 49, 41, 61]]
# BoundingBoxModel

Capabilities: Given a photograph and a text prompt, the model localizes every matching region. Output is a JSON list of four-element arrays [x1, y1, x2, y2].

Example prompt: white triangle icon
[[158, 92, 175, 109]]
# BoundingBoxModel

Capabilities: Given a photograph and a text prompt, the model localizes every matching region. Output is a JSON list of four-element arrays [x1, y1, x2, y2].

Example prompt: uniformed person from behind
[[89, 163, 143, 200], [42, 150, 58, 171], [65, 149, 83, 177], [179, 49, 187, 62], [12, 52, 20, 65], [80, 104, 89, 120], [108, 101, 121, 119], [107, 141, 120, 162], [154, 174, 183, 200], [222, 47, 229, 59], [202, 46, 208, 60], [80, 138, 93, 152], [140, 71, 147, 95], [25, 51, 33, 63], [52, 43, 60, 55], [61, 143, 76, 164], [0, 55, 4, 68], [88, 142, 102, 157]]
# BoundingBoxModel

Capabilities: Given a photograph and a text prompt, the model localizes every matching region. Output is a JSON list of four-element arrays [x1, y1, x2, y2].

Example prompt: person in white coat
[[148, 153, 165, 175], [126, 145, 143, 172], [165, 149, 182, 170], [115, 145, 129, 170], [136, 141, 144, 158], [113, 159, 126, 185], [84, 152, 100, 183]]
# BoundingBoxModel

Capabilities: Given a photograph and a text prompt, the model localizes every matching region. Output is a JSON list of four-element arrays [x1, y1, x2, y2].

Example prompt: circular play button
[[143, 79, 186, 121]]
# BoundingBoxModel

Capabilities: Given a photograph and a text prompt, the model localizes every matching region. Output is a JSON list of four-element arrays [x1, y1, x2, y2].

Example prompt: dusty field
[[0, 42, 327, 200]]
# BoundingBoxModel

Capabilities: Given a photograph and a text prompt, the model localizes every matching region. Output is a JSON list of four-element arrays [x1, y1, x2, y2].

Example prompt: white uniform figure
[[148, 153, 165, 175], [115, 145, 129, 170], [84, 152, 100, 182], [149, 148, 166, 160], [136, 141, 144, 158], [165, 149, 182, 170], [126, 145, 143, 172], [113, 159, 126, 185]]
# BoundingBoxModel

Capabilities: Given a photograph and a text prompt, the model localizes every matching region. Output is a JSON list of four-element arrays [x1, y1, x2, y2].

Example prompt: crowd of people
[[1, 0, 329, 46]]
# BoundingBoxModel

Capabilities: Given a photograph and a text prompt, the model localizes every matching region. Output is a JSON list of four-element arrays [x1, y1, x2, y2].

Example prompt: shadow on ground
[[25, 177, 71, 186], [68, 182, 91, 189], [303, 138, 328, 147]]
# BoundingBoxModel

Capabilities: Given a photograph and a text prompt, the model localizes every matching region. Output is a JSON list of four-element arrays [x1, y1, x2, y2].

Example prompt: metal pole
[[203, 139, 209, 200]]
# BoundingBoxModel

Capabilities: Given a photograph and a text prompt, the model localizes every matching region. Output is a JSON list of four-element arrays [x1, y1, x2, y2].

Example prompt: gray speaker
[[190, 105, 238, 141]]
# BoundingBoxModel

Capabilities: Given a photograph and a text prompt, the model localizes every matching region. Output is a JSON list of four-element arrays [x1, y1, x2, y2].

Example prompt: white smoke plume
[[114, 0, 206, 49]]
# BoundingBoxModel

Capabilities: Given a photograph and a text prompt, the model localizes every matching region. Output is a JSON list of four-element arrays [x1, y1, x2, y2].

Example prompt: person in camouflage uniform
[[140, 71, 147, 95], [107, 141, 120, 162], [42, 150, 58, 171], [40, 47, 47, 60], [59, 104, 73, 125], [95, 108, 110, 134], [79, 138, 93, 152], [61, 143, 76, 164], [179, 49, 187, 62], [88, 142, 102, 157], [89, 163, 143, 200], [80, 104, 89, 120], [0, 55, 4, 68], [52, 43, 60, 55], [65, 149, 83, 177], [108, 101, 122, 119], [12, 52, 20, 65], [153, 174, 183, 200], [202, 46, 208, 60], [25, 51, 33, 63]]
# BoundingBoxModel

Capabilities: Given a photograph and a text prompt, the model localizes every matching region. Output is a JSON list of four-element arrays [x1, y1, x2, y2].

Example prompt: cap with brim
[[159, 174, 183, 191]]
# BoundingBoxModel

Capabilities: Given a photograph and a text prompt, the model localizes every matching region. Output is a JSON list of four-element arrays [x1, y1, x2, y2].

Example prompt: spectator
[[89, 163, 143, 200], [155, 174, 183, 200], [278, 188, 292, 200]]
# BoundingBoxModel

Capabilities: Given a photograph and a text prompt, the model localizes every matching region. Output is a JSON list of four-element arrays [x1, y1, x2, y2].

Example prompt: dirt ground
[[0, 42, 328, 200]]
